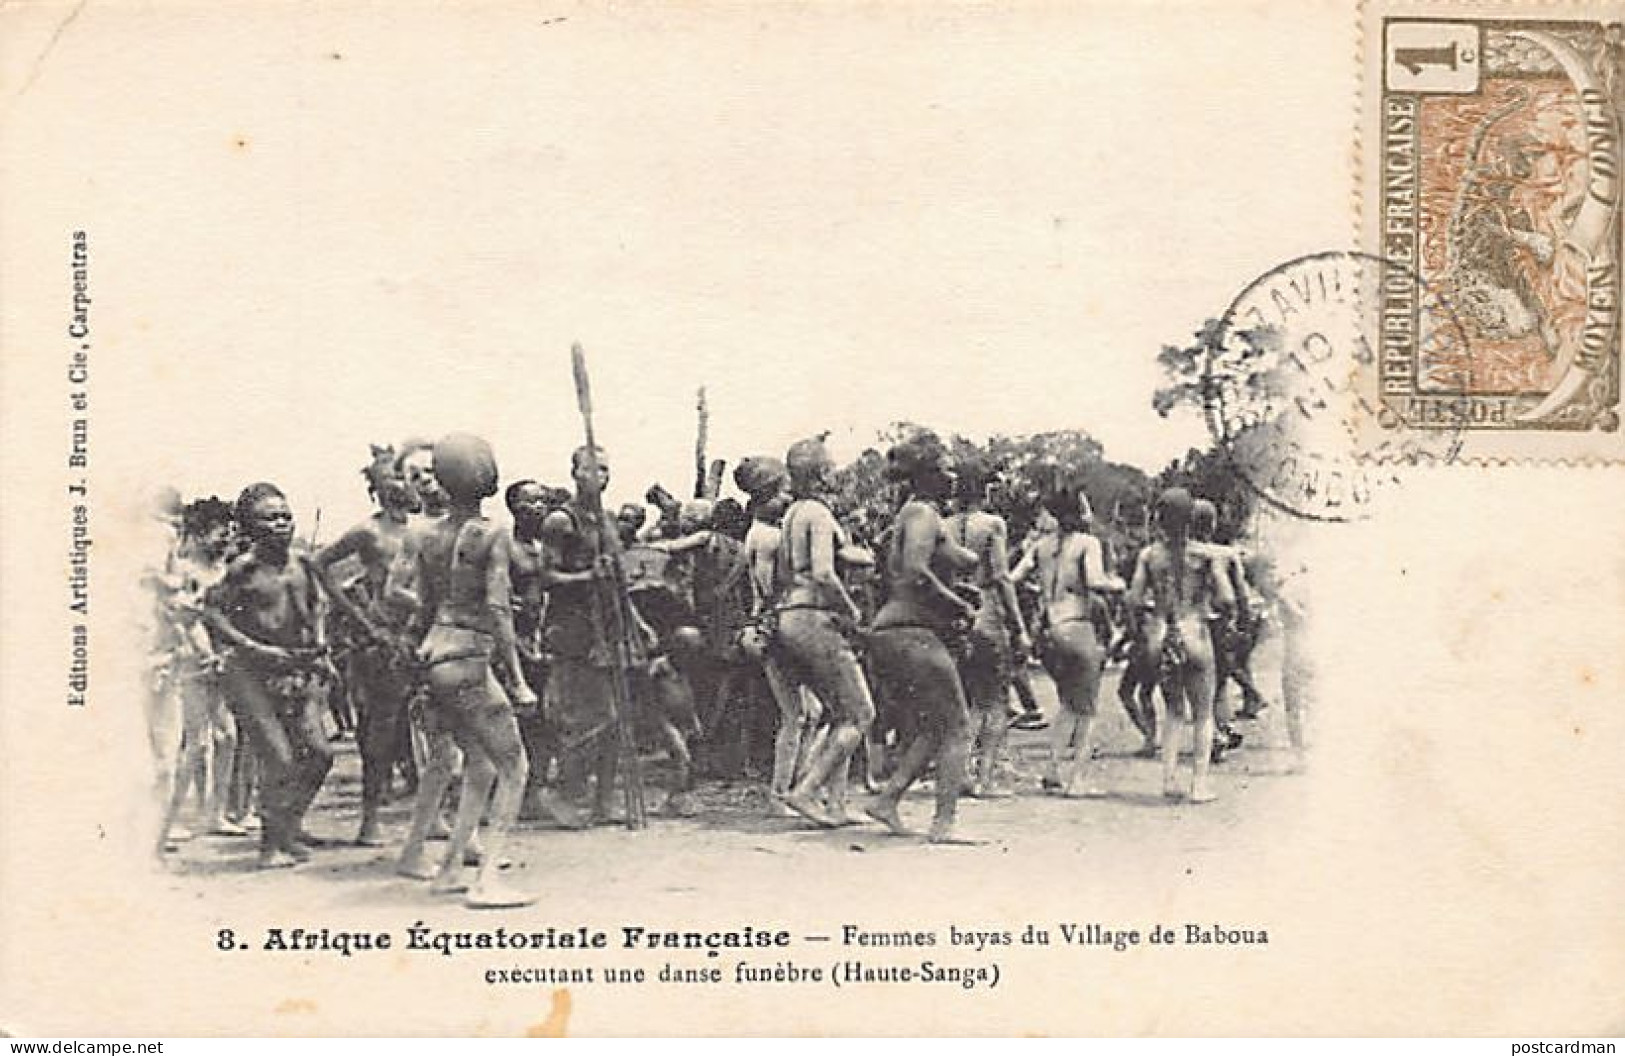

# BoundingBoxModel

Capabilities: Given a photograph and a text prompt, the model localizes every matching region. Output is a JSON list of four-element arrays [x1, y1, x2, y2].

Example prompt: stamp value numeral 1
[[1385, 22, 1481, 94]]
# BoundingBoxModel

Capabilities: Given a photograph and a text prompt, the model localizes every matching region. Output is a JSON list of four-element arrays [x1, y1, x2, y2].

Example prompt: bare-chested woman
[[148, 496, 241, 852], [311, 446, 421, 846], [1126, 488, 1234, 803], [1014, 480, 1124, 797], [203, 484, 336, 869], [728, 456, 818, 812], [163, 498, 243, 842], [945, 456, 1031, 799], [862, 433, 982, 843], [390, 434, 537, 907], [773, 436, 878, 828]]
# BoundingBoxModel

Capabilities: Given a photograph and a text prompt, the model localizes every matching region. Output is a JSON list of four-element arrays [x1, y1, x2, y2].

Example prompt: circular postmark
[[1203, 250, 1472, 523]]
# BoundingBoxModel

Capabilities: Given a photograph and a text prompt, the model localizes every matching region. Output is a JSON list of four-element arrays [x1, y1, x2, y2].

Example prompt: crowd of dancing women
[[142, 427, 1311, 908]]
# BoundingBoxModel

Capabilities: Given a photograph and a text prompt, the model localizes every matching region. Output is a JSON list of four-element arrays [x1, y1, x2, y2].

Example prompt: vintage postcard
[[1, 0, 1622, 1039]]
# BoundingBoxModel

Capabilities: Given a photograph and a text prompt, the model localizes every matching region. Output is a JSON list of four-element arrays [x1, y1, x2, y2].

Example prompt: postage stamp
[[1360, 2, 1625, 461]]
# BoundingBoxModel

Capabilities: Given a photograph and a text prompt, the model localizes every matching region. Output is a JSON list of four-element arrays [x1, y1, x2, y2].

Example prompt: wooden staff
[[694, 386, 709, 499], [570, 342, 648, 828]]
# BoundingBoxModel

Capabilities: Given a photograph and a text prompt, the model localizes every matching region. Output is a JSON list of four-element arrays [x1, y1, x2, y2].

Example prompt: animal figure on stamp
[[1444, 86, 1560, 358]]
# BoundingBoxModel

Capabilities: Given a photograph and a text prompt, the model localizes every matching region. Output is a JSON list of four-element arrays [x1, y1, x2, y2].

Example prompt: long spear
[[570, 342, 648, 828], [694, 386, 709, 499]]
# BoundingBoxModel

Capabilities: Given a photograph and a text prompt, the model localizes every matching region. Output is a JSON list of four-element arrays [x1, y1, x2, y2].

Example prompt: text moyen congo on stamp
[[1366, 8, 1623, 459]]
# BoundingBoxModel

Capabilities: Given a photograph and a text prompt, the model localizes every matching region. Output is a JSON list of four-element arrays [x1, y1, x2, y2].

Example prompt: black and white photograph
[[1, 0, 1622, 1039]]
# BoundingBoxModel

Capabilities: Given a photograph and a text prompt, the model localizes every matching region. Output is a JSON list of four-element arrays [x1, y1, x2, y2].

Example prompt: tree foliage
[[1149, 318, 1288, 542], [830, 422, 1152, 564]]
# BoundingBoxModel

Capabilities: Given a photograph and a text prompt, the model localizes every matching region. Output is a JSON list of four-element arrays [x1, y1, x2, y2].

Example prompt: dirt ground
[[155, 635, 1307, 922]]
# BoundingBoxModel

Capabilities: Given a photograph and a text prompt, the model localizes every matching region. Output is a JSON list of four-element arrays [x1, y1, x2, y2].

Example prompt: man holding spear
[[535, 344, 650, 828]]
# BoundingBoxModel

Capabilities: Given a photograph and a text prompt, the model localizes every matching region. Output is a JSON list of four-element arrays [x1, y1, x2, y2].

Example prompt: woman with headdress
[[861, 431, 983, 843], [391, 433, 538, 906], [772, 435, 878, 827]]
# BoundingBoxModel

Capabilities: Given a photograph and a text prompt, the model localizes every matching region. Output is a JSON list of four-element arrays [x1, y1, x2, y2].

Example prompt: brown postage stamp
[[1361, 1, 1625, 461]]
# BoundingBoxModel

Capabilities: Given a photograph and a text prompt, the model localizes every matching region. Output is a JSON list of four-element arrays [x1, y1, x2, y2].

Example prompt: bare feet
[[863, 799, 914, 837], [927, 819, 984, 845], [257, 848, 299, 869], [1162, 778, 1184, 801], [783, 792, 837, 828], [396, 852, 436, 880], [824, 805, 867, 827], [1188, 783, 1217, 804], [355, 818, 386, 847], [209, 818, 249, 837], [429, 868, 469, 896]]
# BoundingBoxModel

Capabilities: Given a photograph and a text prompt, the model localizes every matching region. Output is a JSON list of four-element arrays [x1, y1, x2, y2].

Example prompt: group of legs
[[389, 644, 697, 905], [207, 662, 335, 866], [154, 663, 245, 853], [394, 626, 533, 908], [152, 657, 307, 862], [857, 602, 1261, 812], [764, 606, 999, 845], [752, 589, 1124, 842], [1114, 606, 1278, 800]]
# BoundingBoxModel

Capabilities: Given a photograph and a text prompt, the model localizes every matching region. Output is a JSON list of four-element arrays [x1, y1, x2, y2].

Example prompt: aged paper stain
[[524, 988, 571, 1037], [273, 998, 317, 1016]]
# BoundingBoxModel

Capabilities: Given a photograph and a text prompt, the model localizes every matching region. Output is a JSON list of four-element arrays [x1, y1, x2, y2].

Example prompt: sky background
[[6, 1, 1352, 532]]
